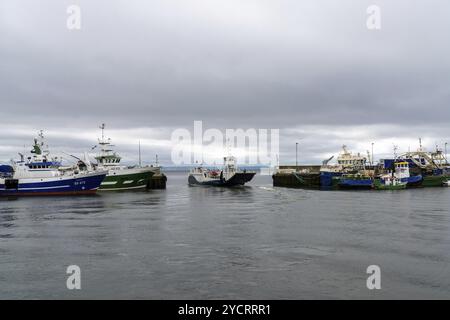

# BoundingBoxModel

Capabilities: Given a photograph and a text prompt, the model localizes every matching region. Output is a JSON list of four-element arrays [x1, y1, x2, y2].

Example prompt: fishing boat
[[374, 176, 407, 190], [422, 169, 450, 187], [0, 132, 106, 196], [93, 124, 156, 191], [320, 146, 368, 188], [188, 156, 256, 186], [384, 161, 423, 187], [387, 143, 449, 187]]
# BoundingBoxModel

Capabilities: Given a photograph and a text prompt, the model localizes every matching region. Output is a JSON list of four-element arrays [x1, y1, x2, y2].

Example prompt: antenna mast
[[393, 145, 398, 160], [100, 123, 105, 142], [138, 140, 142, 167]]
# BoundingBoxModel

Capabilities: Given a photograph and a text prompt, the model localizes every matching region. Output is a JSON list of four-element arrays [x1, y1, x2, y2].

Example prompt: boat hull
[[375, 184, 406, 190], [401, 175, 423, 187], [189, 172, 256, 187], [422, 175, 449, 187], [374, 180, 407, 190], [0, 172, 106, 196], [99, 168, 155, 191], [320, 171, 342, 188], [338, 178, 373, 189]]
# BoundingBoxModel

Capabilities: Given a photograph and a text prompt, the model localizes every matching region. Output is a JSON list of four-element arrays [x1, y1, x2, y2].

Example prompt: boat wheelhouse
[[320, 145, 368, 174], [336, 145, 367, 169]]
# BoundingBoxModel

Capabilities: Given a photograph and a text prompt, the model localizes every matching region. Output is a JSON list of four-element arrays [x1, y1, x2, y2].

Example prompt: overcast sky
[[1, 0, 449, 165]]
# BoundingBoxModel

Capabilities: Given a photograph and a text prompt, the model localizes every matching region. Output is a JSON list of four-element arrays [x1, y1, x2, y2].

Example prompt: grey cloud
[[0, 0, 449, 164]]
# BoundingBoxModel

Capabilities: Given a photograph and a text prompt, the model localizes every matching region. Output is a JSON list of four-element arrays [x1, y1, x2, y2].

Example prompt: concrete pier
[[273, 165, 321, 188]]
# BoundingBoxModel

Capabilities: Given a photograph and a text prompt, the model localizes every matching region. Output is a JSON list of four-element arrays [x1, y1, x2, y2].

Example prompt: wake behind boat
[[188, 156, 256, 187], [0, 132, 106, 196]]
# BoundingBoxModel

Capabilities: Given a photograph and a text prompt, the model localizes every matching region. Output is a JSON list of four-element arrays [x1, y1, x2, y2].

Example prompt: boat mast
[[393, 145, 398, 178], [138, 140, 142, 167], [444, 142, 448, 165], [98, 123, 110, 155], [371, 142, 375, 166], [100, 123, 105, 143]]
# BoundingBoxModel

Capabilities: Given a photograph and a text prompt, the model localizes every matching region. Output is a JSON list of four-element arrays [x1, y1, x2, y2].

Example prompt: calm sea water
[[1, 172, 450, 299]]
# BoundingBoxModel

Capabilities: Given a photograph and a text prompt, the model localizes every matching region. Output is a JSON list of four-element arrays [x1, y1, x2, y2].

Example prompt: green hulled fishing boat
[[95, 124, 156, 191], [395, 145, 449, 187], [373, 178, 407, 190], [422, 175, 449, 187]]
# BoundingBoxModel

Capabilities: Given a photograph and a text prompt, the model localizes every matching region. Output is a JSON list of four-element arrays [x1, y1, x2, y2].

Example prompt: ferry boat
[[0, 132, 106, 196], [188, 156, 256, 186], [93, 124, 157, 191]]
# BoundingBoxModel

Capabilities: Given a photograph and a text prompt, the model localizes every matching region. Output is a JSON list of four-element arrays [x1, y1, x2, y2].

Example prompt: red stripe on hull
[[0, 190, 98, 197]]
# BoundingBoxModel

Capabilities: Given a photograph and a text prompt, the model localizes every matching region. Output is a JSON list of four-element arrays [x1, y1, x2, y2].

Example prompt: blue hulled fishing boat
[[319, 146, 368, 188], [0, 132, 107, 196]]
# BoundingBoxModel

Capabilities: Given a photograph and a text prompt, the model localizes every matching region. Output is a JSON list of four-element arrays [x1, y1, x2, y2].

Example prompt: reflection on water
[[1, 172, 450, 299]]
